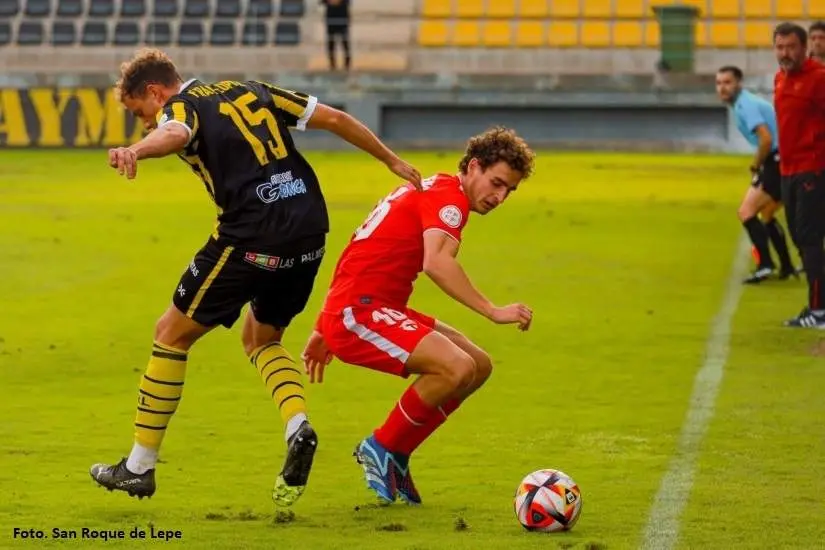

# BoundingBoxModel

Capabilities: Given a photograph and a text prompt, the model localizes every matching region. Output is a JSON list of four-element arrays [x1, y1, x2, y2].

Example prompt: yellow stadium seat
[[709, 0, 740, 18], [742, 0, 772, 18], [515, 21, 544, 46], [743, 21, 773, 47], [810, 3, 825, 18], [644, 21, 660, 46], [519, 0, 549, 17], [455, 0, 484, 17], [453, 20, 481, 46], [708, 21, 741, 47], [582, 0, 610, 17], [775, 0, 803, 18], [547, 21, 578, 46], [422, 0, 452, 17], [581, 21, 611, 47], [488, 0, 516, 17], [615, 0, 645, 18], [549, 0, 579, 18], [483, 20, 512, 46], [694, 20, 707, 46], [613, 21, 643, 47], [418, 20, 450, 46]]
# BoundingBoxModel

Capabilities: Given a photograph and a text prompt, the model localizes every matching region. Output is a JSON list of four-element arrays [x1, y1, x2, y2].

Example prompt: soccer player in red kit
[[302, 127, 535, 504]]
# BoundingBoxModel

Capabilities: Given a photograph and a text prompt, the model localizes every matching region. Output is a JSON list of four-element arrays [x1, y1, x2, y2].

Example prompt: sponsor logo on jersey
[[256, 171, 308, 204], [438, 205, 463, 229]]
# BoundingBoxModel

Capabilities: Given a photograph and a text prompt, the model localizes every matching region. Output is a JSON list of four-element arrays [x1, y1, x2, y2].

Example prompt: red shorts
[[319, 304, 437, 378]]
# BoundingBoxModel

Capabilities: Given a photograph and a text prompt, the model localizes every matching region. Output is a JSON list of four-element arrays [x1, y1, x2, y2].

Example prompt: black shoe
[[743, 266, 773, 284], [783, 307, 825, 328], [778, 266, 803, 280], [90, 458, 155, 499], [272, 421, 317, 507]]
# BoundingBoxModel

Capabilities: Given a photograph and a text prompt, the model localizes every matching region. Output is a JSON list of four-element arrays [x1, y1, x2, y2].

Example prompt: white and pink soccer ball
[[514, 469, 583, 532]]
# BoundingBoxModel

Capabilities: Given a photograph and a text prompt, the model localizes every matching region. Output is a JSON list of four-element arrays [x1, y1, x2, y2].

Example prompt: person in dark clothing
[[321, 0, 350, 71]]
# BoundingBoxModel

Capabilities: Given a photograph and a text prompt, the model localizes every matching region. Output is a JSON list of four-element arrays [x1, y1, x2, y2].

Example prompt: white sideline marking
[[641, 235, 751, 550]]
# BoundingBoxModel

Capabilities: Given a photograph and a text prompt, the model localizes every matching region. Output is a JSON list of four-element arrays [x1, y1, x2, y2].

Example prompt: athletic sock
[[743, 216, 773, 269], [128, 341, 187, 474], [765, 219, 794, 271], [374, 386, 437, 455], [405, 398, 462, 454], [250, 343, 308, 440]]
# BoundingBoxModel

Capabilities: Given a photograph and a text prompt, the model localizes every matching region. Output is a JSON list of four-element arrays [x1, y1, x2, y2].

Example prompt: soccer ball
[[514, 469, 582, 532]]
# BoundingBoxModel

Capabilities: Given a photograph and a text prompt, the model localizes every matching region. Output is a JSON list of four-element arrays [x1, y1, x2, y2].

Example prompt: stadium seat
[[145, 20, 172, 43], [24, 0, 51, 17], [643, 20, 659, 46], [178, 21, 203, 45], [547, 21, 577, 46], [614, 0, 644, 18], [514, 20, 543, 46], [709, 0, 740, 18], [694, 20, 706, 46], [549, 0, 578, 17], [812, 4, 825, 18], [279, 0, 303, 17], [487, 0, 515, 17], [0, 0, 19, 15], [87, 0, 112, 16], [215, 0, 240, 17], [582, 0, 610, 17], [120, 0, 144, 16], [246, 0, 271, 16], [80, 20, 107, 45], [418, 19, 449, 46], [581, 20, 610, 47], [56, 0, 81, 17], [519, 0, 548, 17], [241, 20, 267, 45], [17, 20, 44, 44], [453, 20, 480, 46], [708, 21, 740, 47], [775, 0, 802, 18], [421, 0, 450, 17], [210, 20, 235, 45], [184, 0, 208, 17], [274, 20, 300, 44], [742, 0, 771, 18], [114, 20, 140, 44], [51, 20, 76, 45], [455, 0, 483, 17], [482, 20, 511, 46], [613, 20, 643, 47], [152, 0, 178, 17], [0, 21, 11, 45], [743, 21, 772, 47]]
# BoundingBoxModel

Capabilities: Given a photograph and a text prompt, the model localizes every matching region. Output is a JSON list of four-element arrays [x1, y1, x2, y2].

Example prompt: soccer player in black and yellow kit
[[90, 48, 421, 506]]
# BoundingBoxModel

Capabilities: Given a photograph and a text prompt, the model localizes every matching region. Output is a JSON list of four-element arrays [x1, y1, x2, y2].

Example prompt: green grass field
[[1, 150, 823, 550]]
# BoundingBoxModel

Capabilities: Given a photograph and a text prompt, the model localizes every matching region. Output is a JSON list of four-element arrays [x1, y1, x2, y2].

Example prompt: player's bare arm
[[307, 103, 422, 190], [108, 123, 189, 180], [422, 230, 532, 330], [750, 124, 773, 173]]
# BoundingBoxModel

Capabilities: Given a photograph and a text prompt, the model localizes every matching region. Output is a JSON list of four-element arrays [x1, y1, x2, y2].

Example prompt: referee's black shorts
[[751, 151, 781, 202]]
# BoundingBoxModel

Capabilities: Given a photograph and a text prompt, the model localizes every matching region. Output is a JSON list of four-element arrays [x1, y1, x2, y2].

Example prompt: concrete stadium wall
[[0, 83, 765, 153]]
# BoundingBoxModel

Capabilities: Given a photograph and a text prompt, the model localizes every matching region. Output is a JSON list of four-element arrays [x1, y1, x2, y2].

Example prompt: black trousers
[[327, 24, 350, 70]]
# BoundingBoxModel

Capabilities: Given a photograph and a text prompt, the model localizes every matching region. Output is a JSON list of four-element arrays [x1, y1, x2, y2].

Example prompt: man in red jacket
[[774, 22, 825, 328]]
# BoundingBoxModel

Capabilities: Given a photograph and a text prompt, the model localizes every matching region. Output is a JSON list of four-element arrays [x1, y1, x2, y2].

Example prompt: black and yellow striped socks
[[126, 341, 187, 474], [250, 342, 307, 439]]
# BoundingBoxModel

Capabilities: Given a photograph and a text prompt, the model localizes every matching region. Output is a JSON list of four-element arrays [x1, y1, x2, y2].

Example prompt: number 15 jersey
[[322, 174, 471, 312], [157, 79, 328, 250]]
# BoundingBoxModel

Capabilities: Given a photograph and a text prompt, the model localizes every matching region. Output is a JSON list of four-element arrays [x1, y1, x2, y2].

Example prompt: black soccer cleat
[[778, 266, 803, 280], [783, 307, 825, 329], [272, 421, 318, 507], [742, 266, 773, 284], [90, 458, 156, 499]]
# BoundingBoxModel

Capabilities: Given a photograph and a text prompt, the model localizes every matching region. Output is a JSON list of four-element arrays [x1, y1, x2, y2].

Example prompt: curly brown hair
[[458, 126, 535, 179], [115, 48, 182, 100]]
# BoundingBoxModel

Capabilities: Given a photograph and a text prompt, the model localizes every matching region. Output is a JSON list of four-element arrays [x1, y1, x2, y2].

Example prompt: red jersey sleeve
[[419, 186, 470, 242]]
